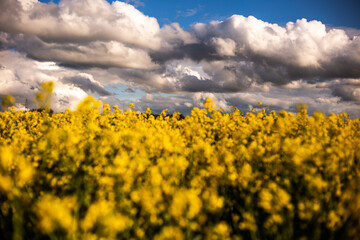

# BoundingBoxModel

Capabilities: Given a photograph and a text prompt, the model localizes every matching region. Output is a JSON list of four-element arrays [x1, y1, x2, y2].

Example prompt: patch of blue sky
[[37, 0, 360, 29], [105, 84, 146, 100], [38, 0, 60, 4]]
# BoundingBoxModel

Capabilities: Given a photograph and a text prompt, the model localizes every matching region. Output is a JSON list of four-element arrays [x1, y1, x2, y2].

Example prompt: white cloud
[[0, 50, 105, 112], [0, 0, 161, 49], [211, 38, 237, 56], [184, 102, 193, 108], [193, 15, 359, 69], [159, 23, 198, 48], [18, 0, 37, 10]]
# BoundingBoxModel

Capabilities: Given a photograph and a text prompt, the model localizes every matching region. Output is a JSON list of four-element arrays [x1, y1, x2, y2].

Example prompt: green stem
[[12, 196, 23, 240]]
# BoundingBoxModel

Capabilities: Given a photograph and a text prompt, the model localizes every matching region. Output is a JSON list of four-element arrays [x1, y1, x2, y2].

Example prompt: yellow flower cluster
[[1, 95, 360, 239]]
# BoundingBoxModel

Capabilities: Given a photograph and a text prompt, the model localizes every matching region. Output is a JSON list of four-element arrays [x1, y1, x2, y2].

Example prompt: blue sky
[[143, 0, 360, 29], [39, 0, 360, 29], [1, 0, 360, 116]]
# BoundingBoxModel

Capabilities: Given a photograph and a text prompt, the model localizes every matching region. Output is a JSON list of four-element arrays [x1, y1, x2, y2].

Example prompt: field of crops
[[1, 94, 360, 239]]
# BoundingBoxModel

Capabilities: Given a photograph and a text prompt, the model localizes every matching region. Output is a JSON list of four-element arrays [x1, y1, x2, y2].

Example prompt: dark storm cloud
[[180, 76, 219, 92], [0, 33, 158, 69], [323, 79, 360, 102], [61, 75, 111, 96], [332, 85, 360, 101]]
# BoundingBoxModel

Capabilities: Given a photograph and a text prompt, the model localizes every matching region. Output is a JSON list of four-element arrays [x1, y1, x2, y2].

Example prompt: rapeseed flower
[[0, 95, 359, 239]]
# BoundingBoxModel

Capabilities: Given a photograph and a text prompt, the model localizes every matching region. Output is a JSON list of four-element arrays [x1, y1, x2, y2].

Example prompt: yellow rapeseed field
[[1, 83, 360, 239]]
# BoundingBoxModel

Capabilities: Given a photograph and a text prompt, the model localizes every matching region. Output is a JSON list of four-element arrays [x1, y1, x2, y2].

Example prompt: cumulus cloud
[[149, 15, 360, 94], [0, 0, 160, 48], [1, 0, 360, 116], [0, 0, 161, 70], [210, 38, 237, 57], [190, 16, 360, 82], [0, 50, 107, 111]]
